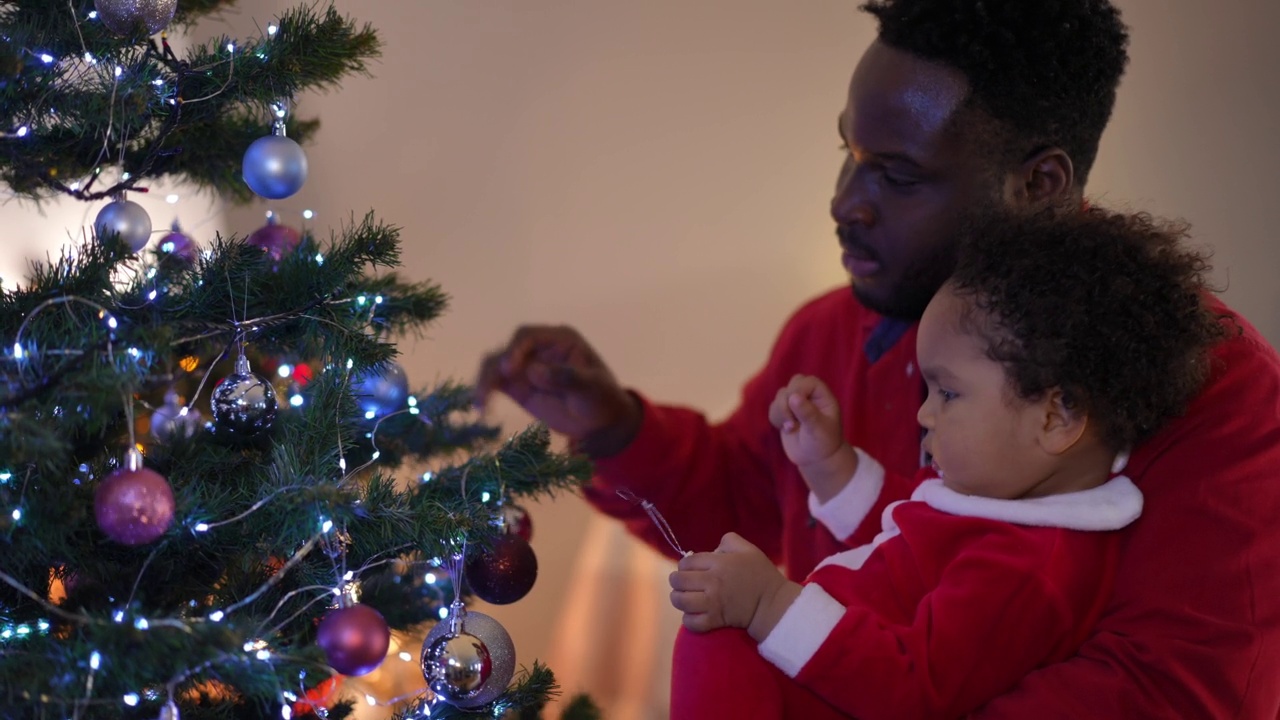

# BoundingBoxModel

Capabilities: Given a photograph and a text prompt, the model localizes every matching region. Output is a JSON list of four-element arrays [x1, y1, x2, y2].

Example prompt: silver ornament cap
[[94, 0, 178, 36]]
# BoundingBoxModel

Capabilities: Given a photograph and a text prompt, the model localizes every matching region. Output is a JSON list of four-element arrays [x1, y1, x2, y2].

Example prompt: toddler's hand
[[768, 374, 844, 468], [668, 533, 784, 634]]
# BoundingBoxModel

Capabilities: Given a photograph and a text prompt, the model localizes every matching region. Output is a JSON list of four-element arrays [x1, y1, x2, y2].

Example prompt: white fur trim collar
[[913, 476, 1142, 531]]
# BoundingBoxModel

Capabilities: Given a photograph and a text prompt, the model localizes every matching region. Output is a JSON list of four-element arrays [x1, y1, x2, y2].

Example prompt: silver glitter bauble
[[93, 198, 152, 252], [242, 134, 308, 200], [150, 391, 203, 442], [211, 355, 277, 437], [352, 362, 409, 417], [94, 0, 177, 36], [420, 607, 515, 708]]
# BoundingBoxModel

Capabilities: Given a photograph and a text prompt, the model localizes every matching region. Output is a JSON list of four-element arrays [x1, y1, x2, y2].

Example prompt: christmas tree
[[0, 1, 597, 718]]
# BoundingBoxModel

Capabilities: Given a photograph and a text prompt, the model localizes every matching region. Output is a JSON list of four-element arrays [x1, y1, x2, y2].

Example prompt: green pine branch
[[0, 2, 598, 717], [1, 1, 380, 202]]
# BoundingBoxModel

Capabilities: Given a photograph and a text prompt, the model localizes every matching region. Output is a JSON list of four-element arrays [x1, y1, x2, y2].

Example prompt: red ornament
[[499, 503, 533, 542], [316, 604, 390, 677], [291, 675, 343, 718], [247, 215, 302, 262], [465, 534, 538, 605], [94, 466, 175, 546], [291, 363, 314, 387]]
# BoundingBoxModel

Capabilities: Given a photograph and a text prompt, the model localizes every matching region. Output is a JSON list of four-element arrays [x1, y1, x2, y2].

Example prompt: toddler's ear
[[1037, 387, 1088, 456]]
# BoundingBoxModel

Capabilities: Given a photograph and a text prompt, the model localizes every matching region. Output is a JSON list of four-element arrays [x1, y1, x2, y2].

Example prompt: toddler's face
[[915, 283, 1046, 498]]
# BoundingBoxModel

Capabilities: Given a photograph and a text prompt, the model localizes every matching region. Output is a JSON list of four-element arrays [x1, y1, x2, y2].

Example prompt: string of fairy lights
[[3, 2, 553, 716]]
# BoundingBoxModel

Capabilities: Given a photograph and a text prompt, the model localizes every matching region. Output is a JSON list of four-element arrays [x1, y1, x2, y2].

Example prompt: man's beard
[[851, 241, 960, 320], [850, 201, 1002, 320]]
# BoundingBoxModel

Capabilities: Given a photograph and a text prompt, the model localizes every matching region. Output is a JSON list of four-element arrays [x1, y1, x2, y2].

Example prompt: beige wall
[[6, 2, 1279, 718]]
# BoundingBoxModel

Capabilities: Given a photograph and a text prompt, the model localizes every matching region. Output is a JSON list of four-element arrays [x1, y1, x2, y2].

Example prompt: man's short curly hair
[[949, 208, 1228, 450], [860, 0, 1129, 186]]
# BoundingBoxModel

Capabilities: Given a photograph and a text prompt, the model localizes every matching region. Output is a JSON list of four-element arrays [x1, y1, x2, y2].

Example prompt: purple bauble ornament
[[316, 604, 390, 677], [94, 0, 177, 36], [465, 534, 538, 605], [157, 221, 198, 264], [94, 465, 175, 546], [247, 215, 302, 262]]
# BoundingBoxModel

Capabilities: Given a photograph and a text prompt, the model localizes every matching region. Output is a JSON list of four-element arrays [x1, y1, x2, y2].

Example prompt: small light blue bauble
[[352, 363, 410, 417], [93, 198, 152, 252], [242, 134, 308, 200]]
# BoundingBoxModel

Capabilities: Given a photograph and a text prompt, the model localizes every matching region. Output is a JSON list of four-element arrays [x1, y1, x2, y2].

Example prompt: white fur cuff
[[758, 583, 845, 678], [808, 447, 885, 541]]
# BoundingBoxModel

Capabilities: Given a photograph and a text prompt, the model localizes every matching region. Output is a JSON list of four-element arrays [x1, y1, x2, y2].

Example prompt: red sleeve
[[582, 290, 926, 574], [766, 513, 1107, 720], [580, 391, 783, 559], [974, 321, 1280, 718], [580, 303, 815, 561]]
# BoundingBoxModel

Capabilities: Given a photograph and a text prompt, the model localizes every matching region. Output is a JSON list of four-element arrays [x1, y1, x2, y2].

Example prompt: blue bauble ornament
[[352, 362, 409, 417], [242, 134, 308, 199], [94, 198, 152, 252]]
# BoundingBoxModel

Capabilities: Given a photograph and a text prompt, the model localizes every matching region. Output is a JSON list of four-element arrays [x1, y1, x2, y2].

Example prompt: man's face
[[833, 41, 1007, 320]]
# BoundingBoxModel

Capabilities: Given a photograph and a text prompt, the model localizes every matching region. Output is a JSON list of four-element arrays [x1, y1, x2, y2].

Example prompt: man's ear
[[1012, 147, 1074, 206], [1037, 387, 1088, 455]]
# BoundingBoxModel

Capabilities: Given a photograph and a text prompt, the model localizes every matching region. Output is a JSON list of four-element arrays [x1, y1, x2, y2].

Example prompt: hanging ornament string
[[615, 488, 691, 557], [442, 467, 474, 605]]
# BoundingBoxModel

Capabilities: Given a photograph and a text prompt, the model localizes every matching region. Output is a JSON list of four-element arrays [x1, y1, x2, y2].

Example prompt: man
[[476, 1, 1280, 716]]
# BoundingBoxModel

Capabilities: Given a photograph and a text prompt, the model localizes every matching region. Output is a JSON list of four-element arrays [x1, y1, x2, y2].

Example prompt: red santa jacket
[[760, 476, 1139, 719], [585, 287, 1280, 718]]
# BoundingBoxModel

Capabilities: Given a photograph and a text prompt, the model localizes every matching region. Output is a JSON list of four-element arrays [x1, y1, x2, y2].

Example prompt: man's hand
[[475, 324, 641, 457], [669, 532, 799, 641]]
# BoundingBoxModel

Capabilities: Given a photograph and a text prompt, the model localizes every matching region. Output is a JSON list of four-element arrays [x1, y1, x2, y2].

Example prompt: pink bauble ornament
[[94, 466, 175, 546], [316, 604, 390, 677], [247, 215, 301, 262], [465, 534, 538, 605], [157, 221, 198, 264]]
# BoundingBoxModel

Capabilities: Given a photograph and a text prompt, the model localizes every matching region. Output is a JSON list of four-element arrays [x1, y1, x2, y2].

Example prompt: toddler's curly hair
[[951, 207, 1229, 449]]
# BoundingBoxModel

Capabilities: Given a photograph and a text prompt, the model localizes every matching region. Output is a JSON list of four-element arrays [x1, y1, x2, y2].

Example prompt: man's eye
[[883, 172, 919, 188]]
